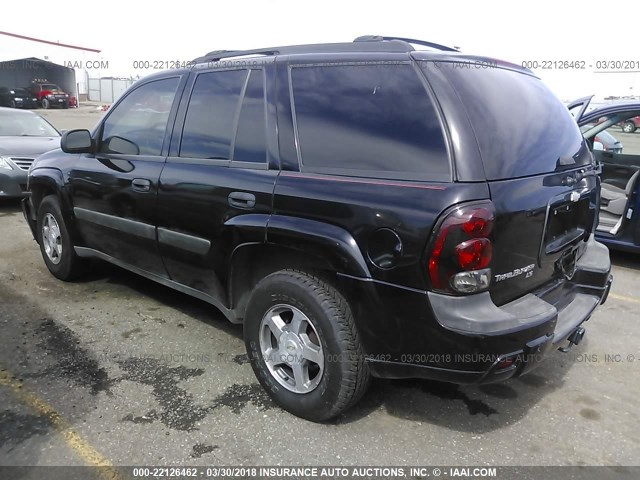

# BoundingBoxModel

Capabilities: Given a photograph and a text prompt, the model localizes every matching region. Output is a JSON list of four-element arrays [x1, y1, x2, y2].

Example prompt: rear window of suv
[[290, 63, 450, 181], [425, 63, 589, 180]]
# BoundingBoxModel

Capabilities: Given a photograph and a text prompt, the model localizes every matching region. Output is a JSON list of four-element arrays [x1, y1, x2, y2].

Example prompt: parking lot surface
[[0, 108, 639, 469]]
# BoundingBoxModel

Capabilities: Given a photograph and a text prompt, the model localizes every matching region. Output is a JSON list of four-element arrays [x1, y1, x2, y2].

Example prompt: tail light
[[427, 201, 495, 294]]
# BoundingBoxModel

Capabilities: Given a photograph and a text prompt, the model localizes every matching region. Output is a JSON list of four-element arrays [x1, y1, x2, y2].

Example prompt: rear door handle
[[131, 178, 151, 192], [228, 191, 256, 209]]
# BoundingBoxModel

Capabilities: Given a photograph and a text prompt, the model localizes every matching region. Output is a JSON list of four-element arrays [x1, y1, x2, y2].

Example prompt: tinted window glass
[[291, 64, 449, 179], [180, 70, 247, 159], [427, 63, 588, 180], [233, 70, 266, 163], [100, 77, 178, 156]]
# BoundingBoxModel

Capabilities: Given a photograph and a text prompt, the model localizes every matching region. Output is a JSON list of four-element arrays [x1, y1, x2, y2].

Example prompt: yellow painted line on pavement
[[609, 293, 640, 304], [0, 369, 121, 480]]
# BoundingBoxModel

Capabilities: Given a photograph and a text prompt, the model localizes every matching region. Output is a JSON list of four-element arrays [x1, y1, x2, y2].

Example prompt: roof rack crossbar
[[354, 35, 459, 52]]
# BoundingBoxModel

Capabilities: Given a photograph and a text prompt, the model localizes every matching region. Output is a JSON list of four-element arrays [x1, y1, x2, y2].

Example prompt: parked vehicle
[[28, 81, 70, 109], [68, 95, 78, 108], [0, 87, 39, 109], [0, 107, 61, 198], [22, 37, 612, 421], [569, 96, 640, 252], [621, 116, 640, 133]]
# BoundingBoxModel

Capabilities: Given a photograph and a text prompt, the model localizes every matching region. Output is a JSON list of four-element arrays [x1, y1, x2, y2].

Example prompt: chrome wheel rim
[[42, 213, 62, 265], [259, 304, 324, 394]]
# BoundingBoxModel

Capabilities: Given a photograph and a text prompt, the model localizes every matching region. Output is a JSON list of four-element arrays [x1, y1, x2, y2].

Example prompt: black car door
[[69, 75, 184, 277], [156, 66, 277, 308]]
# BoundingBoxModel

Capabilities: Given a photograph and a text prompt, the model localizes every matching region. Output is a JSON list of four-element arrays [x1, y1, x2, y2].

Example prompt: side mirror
[[103, 136, 140, 155], [61, 129, 93, 153]]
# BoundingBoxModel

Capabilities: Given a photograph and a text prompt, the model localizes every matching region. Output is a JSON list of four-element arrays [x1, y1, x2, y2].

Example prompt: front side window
[[290, 64, 450, 180], [99, 77, 179, 156]]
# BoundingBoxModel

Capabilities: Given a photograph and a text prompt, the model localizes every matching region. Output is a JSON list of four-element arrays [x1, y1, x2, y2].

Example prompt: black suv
[[22, 36, 613, 421]]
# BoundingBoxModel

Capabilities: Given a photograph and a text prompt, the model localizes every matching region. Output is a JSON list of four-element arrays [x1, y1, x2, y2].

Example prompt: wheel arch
[[228, 216, 371, 321], [29, 168, 77, 243], [30, 171, 63, 210]]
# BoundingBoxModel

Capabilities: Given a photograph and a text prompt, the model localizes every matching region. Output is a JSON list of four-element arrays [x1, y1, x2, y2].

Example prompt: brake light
[[428, 202, 495, 294], [455, 238, 492, 270]]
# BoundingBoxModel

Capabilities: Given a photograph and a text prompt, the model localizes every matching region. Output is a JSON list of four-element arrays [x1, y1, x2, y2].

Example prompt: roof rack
[[354, 35, 459, 52], [192, 36, 457, 65], [192, 48, 281, 64]]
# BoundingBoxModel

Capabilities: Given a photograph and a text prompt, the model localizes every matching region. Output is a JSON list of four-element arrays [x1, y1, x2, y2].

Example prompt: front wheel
[[244, 270, 370, 422], [622, 121, 636, 133], [36, 195, 86, 281], [41, 98, 49, 109]]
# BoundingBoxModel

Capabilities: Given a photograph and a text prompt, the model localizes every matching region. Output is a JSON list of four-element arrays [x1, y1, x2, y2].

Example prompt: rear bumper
[[358, 235, 612, 384]]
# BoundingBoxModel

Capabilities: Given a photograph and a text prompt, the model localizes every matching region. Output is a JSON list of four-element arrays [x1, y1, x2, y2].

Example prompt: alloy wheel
[[42, 213, 63, 264], [259, 304, 324, 393]]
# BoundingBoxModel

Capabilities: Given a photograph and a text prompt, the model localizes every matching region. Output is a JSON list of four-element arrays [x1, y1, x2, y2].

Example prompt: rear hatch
[[434, 62, 598, 305]]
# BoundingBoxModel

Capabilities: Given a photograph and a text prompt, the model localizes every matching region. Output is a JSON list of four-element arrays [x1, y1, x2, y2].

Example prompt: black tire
[[622, 121, 636, 134], [9, 100, 16, 108], [244, 270, 370, 422], [36, 195, 86, 281], [41, 98, 49, 109]]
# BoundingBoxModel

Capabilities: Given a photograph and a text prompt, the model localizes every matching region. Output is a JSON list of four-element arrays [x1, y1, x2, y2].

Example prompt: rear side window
[[232, 69, 267, 163], [180, 70, 247, 159], [426, 63, 589, 180], [290, 64, 450, 180]]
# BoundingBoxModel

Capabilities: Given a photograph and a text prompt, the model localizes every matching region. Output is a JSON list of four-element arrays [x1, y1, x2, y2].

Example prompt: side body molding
[[74, 207, 156, 240]]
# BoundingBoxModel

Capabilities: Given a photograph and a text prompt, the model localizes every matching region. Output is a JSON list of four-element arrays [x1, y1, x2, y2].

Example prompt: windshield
[[42, 84, 62, 91], [0, 111, 60, 136]]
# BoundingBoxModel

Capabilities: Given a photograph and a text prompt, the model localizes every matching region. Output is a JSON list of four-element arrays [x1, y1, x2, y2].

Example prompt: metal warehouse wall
[[88, 77, 133, 103], [0, 58, 76, 95]]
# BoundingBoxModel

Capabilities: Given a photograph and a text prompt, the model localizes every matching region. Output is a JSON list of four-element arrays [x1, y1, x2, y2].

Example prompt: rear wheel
[[622, 121, 636, 133], [244, 270, 370, 421], [36, 195, 86, 280]]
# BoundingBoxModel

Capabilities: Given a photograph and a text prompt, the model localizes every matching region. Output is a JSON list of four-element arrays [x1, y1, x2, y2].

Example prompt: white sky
[[2, 0, 639, 100]]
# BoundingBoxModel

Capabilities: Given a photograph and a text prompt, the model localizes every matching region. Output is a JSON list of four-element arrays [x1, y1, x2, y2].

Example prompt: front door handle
[[228, 191, 256, 209], [131, 178, 151, 192]]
